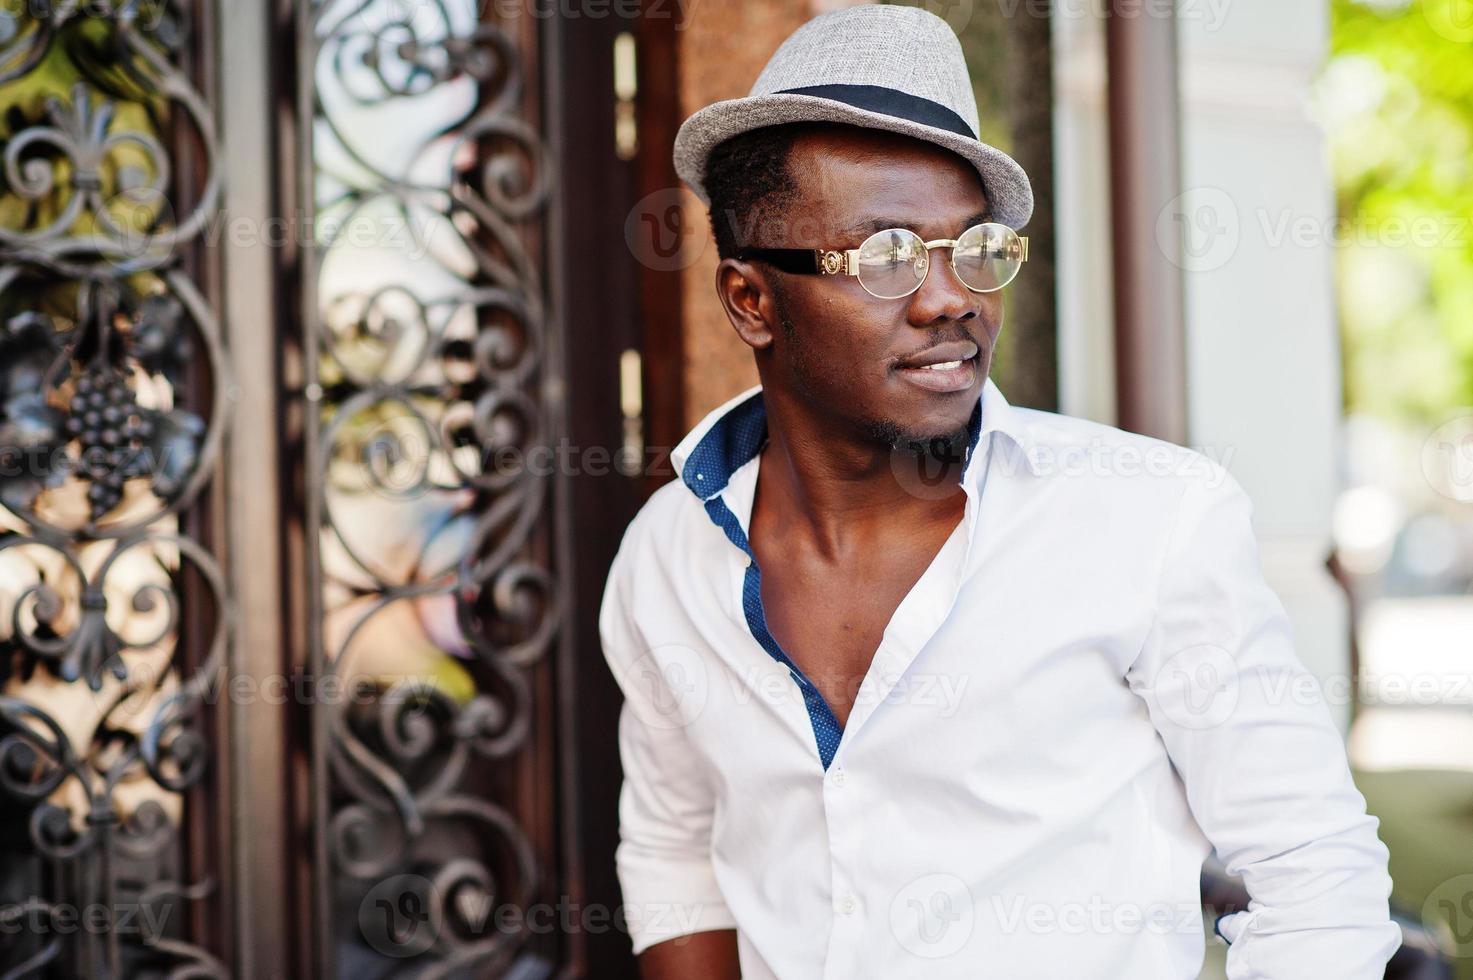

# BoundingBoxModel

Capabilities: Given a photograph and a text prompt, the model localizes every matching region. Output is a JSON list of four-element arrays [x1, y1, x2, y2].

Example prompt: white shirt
[[598, 376, 1399, 979]]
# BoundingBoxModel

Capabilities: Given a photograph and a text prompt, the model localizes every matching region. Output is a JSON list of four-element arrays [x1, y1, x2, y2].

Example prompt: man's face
[[752, 127, 1002, 448]]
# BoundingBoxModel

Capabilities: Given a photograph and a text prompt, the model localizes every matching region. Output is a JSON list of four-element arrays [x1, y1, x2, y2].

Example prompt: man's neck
[[753, 394, 967, 561]]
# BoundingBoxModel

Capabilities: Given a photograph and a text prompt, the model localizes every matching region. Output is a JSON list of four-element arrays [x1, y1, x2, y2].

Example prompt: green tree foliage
[[1327, 0, 1473, 422]]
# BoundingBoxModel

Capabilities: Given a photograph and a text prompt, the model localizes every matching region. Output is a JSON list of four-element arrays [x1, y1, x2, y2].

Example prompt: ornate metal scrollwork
[[0, 2, 229, 977], [304, 0, 561, 974]]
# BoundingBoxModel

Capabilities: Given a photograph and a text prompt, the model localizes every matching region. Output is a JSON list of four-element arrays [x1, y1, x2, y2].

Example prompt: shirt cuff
[[616, 847, 739, 955]]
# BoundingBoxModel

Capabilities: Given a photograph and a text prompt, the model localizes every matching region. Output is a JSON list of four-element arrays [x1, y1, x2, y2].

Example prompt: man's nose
[[907, 249, 978, 327]]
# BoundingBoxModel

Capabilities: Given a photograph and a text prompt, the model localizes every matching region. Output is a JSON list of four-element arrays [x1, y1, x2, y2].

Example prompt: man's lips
[[894, 340, 981, 393], [894, 339, 980, 370]]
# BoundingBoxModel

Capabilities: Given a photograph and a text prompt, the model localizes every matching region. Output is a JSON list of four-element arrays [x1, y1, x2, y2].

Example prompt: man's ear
[[715, 258, 778, 352]]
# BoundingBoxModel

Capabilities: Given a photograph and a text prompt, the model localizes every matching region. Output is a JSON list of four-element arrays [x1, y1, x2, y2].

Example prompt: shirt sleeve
[[1125, 459, 1402, 979], [599, 532, 738, 955]]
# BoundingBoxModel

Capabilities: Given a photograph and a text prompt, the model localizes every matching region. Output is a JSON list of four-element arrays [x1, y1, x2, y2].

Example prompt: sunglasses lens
[[952, 223, 1023, 292], [856, 228, 929, 299]]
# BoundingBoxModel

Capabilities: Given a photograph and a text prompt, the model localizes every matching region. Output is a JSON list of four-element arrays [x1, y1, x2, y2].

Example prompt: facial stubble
[[772, 283, 972, 466]]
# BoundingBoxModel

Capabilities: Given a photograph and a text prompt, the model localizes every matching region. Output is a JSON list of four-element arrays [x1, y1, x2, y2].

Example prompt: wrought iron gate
[[0, 0, 232, 975], [295, 0, 571, 976], [0, 0, 592, 976]]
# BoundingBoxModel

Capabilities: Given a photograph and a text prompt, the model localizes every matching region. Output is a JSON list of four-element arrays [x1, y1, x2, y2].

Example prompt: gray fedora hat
[[673, 4, 1034, 229]]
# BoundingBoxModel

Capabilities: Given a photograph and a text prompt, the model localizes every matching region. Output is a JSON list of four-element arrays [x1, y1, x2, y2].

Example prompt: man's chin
[[865, 417, 973, 462]]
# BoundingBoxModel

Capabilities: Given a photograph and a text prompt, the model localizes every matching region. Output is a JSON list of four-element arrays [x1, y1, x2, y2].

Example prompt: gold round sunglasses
[[736, 222, 1028, 300]]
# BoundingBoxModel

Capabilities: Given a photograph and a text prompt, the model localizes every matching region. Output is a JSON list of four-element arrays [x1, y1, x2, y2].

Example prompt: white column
[[1052, 6, 1117, 426], [1175, 0, 1350, 730]]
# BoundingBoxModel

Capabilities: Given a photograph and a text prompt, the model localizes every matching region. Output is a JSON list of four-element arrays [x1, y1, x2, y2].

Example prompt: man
[[598, 6, 1399, 978]]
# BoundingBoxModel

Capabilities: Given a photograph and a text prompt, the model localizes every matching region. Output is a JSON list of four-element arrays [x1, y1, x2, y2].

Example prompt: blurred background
[[0, 0, 1469, 977]]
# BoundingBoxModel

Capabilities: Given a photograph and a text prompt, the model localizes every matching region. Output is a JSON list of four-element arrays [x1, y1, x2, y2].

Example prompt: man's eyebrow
[[833, 209, 995, 241], [957, 209, 994, 231], [830, 216, 906, 239]]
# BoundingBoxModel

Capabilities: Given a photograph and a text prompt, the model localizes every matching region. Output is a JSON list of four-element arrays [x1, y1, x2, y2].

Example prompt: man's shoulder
[[1007, 404, 1236, 496], [627, 473, 705, 541], [604, 476, 707, 588]]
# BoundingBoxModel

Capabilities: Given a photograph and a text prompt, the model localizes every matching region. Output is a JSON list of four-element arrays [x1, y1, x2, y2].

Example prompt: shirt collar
[[670, 375, 1042, 501]]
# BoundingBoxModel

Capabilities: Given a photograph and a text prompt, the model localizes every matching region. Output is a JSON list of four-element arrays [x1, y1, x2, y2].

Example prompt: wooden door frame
[[554, 2, 686, 976]]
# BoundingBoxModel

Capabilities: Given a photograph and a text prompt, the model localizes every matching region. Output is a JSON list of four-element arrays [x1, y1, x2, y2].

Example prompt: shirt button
[[837, 896, 858, 916], [831, 769, 848, 788]]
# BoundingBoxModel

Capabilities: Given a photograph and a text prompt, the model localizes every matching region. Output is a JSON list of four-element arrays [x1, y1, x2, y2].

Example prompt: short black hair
[[701, 123, 810, 260]]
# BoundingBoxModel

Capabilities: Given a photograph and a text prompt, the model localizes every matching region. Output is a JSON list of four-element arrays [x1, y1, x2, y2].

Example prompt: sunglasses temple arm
[[735, 248, 821, 274]]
